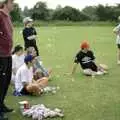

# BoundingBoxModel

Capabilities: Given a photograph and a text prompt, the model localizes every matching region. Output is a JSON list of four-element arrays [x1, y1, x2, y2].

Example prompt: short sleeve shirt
[[74, 50, 95, 69], [15, 63, 33, 92]]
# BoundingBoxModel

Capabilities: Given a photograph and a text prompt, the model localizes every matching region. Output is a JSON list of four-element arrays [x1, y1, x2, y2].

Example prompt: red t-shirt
[[0, 10, 13, 57]]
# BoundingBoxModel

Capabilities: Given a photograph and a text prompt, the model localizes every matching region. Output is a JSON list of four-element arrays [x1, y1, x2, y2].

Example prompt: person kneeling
[[14, 55, 48, 96], [72, 41, 108, 76]]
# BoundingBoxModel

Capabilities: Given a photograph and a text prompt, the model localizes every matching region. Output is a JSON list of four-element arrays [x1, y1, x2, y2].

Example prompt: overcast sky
[[15, 0, 120, 10]]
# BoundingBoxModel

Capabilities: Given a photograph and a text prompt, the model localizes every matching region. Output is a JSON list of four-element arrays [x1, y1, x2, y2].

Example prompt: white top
[[15, 63, 33, 92], [113, 24, 120, 44], [12, 54, 25, 73]]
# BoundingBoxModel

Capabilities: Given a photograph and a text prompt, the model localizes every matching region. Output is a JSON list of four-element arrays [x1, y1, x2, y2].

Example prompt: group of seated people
[[12, 45, 51, 96], [12, 41, 108, 96]]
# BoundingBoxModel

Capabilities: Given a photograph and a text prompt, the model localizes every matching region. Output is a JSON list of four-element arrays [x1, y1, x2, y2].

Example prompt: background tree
[[113, 4, 120, 21], [10, 3, 22, 22], [82, 6, 98, 21], [52, 6, 89, 21], [23, 6, 32, 18], [31, 2, 49, 20], [96, 4, 114, 21]]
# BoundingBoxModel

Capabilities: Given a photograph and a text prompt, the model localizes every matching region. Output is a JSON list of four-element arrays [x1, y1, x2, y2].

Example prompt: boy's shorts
[[117, 44, 120, 49], [84, 62, 98, 72]]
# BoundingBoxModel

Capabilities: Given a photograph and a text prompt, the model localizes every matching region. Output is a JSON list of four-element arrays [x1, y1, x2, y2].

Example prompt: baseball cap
[[24, 55, 34, 63], [23, 17, 33, 24], [80, 41, 90, 49]]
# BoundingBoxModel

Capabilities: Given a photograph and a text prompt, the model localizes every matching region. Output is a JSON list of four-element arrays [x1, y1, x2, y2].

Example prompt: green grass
[[6, 26, 120, 120], [13, 21, 117, 27]]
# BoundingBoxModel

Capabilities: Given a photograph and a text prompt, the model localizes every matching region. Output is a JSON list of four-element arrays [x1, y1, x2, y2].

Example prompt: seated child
[[26, 47, 52, 79], [72, 41, 108, 76], [14, 55, 48, 96]]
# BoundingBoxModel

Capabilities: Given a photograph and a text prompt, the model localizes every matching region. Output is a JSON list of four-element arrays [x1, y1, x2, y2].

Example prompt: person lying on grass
[[26, 46, 52, 79], [72, 41, 108, 76], [14, 55, 48, 96]]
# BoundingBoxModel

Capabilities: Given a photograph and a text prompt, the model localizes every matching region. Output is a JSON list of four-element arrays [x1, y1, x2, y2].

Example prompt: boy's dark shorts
[[89, 63, 98, 72], [83, 62, 98, 72], [117, 44, 120, 49]]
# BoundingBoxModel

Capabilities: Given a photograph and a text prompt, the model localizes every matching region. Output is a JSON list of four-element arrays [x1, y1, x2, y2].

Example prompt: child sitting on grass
[[72, 41, 108, 77], [26, 46, 52, 79], [14, 55, 48, 96]]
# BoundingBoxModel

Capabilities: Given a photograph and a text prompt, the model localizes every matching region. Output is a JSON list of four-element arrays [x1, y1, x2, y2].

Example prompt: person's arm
[[12, 56, 17, 75], [23, 28, 36, 40], [91, 51, 95, 62], [27, 35, 36, 40], [71, 53, 79, 75], [71, 63, 78, 75], [27, 27, 37, 40], [21, 70, 30, 88], [113, 25, 120, 35]]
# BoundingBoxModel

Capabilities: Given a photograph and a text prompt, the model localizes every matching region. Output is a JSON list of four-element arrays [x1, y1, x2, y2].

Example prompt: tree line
[[10, 2, 120, 22]]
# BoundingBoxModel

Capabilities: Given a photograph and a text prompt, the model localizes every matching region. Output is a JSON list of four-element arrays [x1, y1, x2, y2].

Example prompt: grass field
[[6, 26, 120, 120]]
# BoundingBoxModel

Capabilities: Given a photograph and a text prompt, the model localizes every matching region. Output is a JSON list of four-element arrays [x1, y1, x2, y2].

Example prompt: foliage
[[31, 2, 49, 20], [10, 3, 22, 22], [11, 2, 120, 22]]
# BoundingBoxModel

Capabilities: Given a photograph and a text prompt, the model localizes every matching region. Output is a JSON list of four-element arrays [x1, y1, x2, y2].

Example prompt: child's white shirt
[[15, 63, 33, 92]]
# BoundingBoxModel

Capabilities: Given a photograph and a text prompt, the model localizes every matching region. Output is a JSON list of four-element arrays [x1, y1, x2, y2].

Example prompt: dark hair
[[12, 45, 23, 54]]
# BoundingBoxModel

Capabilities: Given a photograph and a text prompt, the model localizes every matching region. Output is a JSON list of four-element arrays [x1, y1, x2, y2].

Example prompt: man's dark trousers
[[0, 56, 12, 112]]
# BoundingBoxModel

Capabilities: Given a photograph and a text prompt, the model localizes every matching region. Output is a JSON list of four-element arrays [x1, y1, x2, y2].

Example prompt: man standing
[[0, 0, 14, 119], [113, 16, 120, 64]]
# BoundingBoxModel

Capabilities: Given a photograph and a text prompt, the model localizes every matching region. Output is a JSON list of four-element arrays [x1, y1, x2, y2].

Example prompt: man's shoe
[[2, 105, 14, 113], [0, 113, 8, 120]]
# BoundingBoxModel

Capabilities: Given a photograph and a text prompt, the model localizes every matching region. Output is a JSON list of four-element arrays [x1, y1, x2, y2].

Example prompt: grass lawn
[[6, 26, 120, 120]]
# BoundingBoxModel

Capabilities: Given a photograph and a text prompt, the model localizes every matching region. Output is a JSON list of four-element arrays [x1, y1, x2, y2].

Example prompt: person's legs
[[98, 64, 108, 74], [33, 44, 39, 56], [36, 77, 48, 88], [0, 57, 13, 114], [117, 45, 120, 64], [0, 58, 5, 115], [25, 84, 41, 95], [2, 57, 12, 103], [83, 69, 96, 76]]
